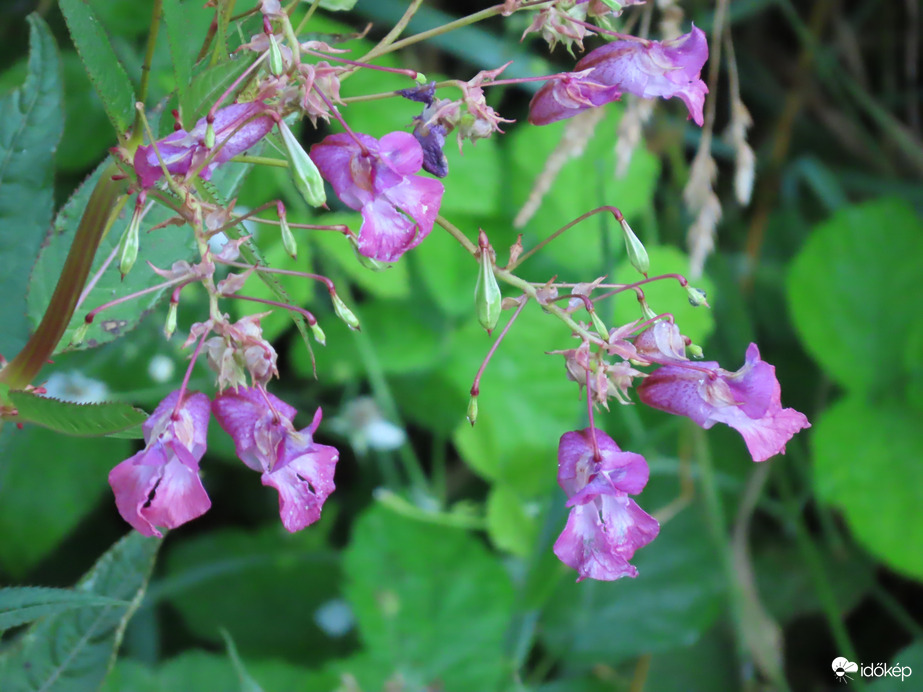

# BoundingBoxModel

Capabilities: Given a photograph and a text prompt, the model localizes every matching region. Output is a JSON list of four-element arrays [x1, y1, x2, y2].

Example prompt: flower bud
[[475, 230, 501, 333], [118, 206, 141, 277], [71, 321, 90, 347], [331, 293, 360, 331], [310, 320, 327, 346], [164, 301, 178, 340], [687, 343, 704, 359], [619, 217, 649, 277], [279, 212, 297, 259], [466, 395, 478, 426], [686, 285, 709, 307], [268, 33, 285, 76], [589, 310, 608, 339], [278, 120, 326, 207], [205, 120, 216, 149]]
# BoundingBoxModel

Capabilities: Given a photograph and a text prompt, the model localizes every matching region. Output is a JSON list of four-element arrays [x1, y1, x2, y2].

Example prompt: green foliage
[[59, 0, 136, 135], [541, 512, 725, 665], [341, 505, 516, 690], [9, 391, 147, 438], [0, 426, 131, 577], [0, 587, 128, 635], [0, 532, 160, 692], [0, 16, 63, 362]]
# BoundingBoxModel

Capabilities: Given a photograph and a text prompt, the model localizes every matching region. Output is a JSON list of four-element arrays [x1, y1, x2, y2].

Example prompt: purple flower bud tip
[[212, 386, 339, 532], [108, 390, 212, 538], [636, 343, 811, 462], [398, 81, 436, 106], [529, 26, 709, 127], [311, 131, 445, 262], [553, 428, 659, 582], [133, 101, 274, 189]]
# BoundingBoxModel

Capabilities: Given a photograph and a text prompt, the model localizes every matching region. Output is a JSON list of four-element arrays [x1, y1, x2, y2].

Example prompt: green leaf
[[320, 0, 359, 10], [161, 0, 213, 113], [160, 526, 348, 664], [343, 505, 515, 691], [178, 54, 259, 129], [9, 391, 147, 437], [788, 197, 923, 396], [541, 511, 725, 665], [59, 0, 136, 135], [0, 587, 128, 635], [486, 484, 539, 558], [812, 396, 923, 580], [0, 426, 131, 577], [869, 641, 923, 690], [0, 15, 63, 365], [0, 532, 160, 692]]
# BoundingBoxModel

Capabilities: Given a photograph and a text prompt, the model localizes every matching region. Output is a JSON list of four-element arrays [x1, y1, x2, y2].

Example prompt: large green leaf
[[0, 587, 127, 635], [541, 511, 725, 666], [0, 532, 160, 692], [10, 390, 146, 438], [161, 0, 215, 112], [0, 15, 63, 363], [787, 197, 923, 396], [59, 0, 136, 135], [343, 505, 515, 691], [0, 426, 131, 577], [812, 396, 923, 580]]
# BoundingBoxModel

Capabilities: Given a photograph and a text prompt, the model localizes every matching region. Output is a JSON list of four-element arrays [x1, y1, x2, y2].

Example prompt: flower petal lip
[[109, 390, 212, 537], [636, 343, 811, 462]]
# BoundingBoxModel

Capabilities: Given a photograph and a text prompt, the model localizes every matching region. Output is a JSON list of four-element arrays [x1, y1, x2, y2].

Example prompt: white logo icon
[[833, 657, 859, 683]]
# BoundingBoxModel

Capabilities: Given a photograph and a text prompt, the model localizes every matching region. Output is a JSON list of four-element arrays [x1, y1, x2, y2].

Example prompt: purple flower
[[134, 101, 275, 189], [553, 428, 660, 582], [310, 131, 445, 262], [108, 390, 211, 537], [636, 343, 811, 462], [529, 26, 709, 126], [211, 386, 339, 532]]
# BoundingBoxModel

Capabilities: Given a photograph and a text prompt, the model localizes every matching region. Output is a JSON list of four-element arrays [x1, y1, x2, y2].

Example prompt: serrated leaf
[[179, 54, 258, 129], [0, 532, 161, 692], [59, 0, 136, 135], [0, 587, 128, 635], [161, 0, 215, 109], [9, 390, 147, 437], [0, 15, 63, 364]]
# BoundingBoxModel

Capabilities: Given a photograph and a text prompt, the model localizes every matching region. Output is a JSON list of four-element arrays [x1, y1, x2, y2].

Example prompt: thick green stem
[[0, 162, 127, 389]]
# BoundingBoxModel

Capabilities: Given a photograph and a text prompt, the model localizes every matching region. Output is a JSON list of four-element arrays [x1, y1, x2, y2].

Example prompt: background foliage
[[1, 1, 922, 691]]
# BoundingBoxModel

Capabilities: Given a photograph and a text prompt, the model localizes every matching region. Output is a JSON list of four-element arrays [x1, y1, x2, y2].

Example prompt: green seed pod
[[268, 34, 285, 76], [474, 229, 501, 333], [310, 321, 327, 346], [619, 217, 649, 277], [466, 395, 478, 426], [331, 293, 360, 331], [164, 301, 178, 340], [278, 120, 326, 207], [117, 207, 141, 277], [279, 213, 297, 259]]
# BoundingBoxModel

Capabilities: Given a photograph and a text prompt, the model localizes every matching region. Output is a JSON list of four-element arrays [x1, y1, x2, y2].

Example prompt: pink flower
[[553, 429, 660, 581], [310, 131, 445, 262], [529, 26, 709, 126], [211, 386, 339, 532], [134, 101, 275, 189], [108, 391, 211, 537], [636, 343, 811, 462]]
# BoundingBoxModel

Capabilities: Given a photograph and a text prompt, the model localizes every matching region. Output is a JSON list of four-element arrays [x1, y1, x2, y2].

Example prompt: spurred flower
[[529, 26, 709, 126], [108, 390, 211, 537], [211, 386, 339, 532], [553, 428, 659, 581], [311, 131, 445, 262], [636, 343, 811, 462], [134, 101, 274, 189]]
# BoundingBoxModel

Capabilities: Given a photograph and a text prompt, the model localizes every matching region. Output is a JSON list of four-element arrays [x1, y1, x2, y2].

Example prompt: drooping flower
[[553, 428, 660, 581], [529, 26, 709, 126], [211, 386, 339, 532], [310, 131, 444, 262], [636, 343, 811, 462], [108, 390, 211, 537], [133, 101, 275, 189]]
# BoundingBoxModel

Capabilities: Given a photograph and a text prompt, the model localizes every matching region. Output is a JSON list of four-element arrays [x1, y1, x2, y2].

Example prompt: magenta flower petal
[[212, 386, 339, 531], [108, 390, 211, 537], [637, 343, 811, 462], [529, 26, 709, 126], [554, 428, 659, 582], [311, 131, 445, 262]]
